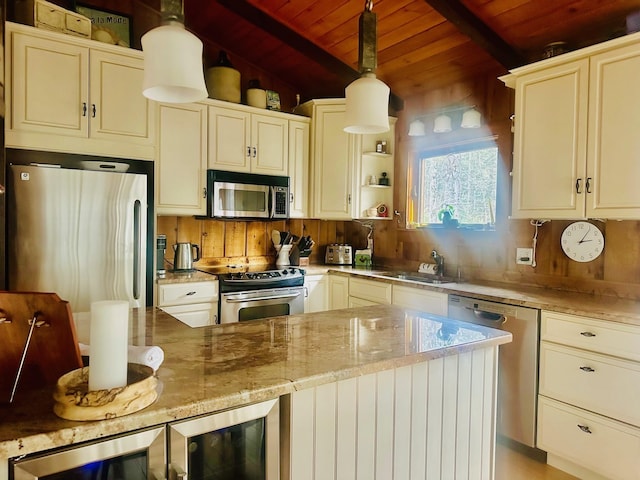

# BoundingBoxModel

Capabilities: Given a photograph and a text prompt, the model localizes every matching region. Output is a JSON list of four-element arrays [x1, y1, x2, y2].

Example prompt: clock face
[[561, 221, 605, 262]]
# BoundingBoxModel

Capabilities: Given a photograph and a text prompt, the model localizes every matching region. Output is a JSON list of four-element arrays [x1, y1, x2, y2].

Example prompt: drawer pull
[[577, 424, 592, 434], [580, 331, 596, 337], [579, 366, 595, 372], [185, 291, 197, 296]]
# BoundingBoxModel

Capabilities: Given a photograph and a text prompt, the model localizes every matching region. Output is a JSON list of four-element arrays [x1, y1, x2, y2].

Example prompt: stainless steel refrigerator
[[6, 149, 153, 314]]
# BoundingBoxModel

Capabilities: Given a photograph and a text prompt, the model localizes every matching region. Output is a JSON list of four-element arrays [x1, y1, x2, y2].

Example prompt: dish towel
[[79, 343, 165, 372]]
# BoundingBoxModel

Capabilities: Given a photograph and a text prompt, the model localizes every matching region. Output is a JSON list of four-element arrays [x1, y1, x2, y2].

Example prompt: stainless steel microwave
[[207, 170, 289, 219]]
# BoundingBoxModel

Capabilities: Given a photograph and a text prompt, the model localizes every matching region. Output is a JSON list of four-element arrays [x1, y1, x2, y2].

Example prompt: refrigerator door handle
[[133, 200, 142, 301]]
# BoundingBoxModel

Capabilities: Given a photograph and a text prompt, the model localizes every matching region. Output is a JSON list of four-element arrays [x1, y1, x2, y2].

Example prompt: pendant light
[[142, 0, 208, 103], [433, 114, 452, 133], [408, 119, 426, 136], [344, 0, 390, 134]]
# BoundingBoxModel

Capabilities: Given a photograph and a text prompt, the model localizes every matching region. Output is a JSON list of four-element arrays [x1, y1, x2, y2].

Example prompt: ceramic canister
[[206, 66, 241, 103]]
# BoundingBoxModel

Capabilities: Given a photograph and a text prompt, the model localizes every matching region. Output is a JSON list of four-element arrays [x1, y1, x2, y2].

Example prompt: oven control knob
[[282, 269, 289, 274]]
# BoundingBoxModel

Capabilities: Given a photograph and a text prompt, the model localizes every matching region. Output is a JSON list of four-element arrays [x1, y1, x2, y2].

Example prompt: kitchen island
[[0, 305, 511, 479]]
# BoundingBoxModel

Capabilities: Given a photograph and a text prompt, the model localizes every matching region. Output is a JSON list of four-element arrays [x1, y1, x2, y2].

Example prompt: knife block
[[0, 292, 83, 404]]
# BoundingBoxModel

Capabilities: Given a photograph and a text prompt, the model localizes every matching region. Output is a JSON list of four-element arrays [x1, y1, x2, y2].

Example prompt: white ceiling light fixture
[[141, 0, 208, 103], [461, 107, 482, 128], [344, 0, 390, 134], [433, 114, 452, 133], [408, 119, 426, 136]]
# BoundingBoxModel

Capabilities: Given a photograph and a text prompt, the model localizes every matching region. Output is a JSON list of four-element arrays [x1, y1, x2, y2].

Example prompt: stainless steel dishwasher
[[448, 294, 540, 448]]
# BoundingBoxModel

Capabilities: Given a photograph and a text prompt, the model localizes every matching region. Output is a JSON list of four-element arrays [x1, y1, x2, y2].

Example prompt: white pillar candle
[[88, 300, 129, 391]]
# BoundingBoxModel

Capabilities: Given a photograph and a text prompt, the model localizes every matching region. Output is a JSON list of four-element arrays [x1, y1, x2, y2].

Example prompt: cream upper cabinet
[[6, 22, 155, 160], [156, 103, 208, 215], [208, 102, 288, 176], [298, 99, 355, 220], [502, 31, 640, 219], [288, 119, 310, 218]]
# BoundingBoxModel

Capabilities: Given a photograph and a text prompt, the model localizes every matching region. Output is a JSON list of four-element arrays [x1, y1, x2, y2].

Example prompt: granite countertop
[[0, 305, 510, 460], [159, 264, 640, 325]]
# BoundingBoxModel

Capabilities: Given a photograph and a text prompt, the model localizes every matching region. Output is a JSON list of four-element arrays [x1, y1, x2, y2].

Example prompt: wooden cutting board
[[0, 291, 83, 404]]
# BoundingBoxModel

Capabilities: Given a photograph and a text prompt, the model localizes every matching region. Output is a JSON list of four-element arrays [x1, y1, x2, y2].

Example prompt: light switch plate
[[516, 247, 534, 265]]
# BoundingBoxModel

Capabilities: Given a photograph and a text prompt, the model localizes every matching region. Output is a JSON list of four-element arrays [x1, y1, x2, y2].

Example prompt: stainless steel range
[[218, 267, 305, 324]]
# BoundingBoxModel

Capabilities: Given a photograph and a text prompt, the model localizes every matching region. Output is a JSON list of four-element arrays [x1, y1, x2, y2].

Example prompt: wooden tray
[[53, 363, 158, 421], [0, 291, 83, 403]]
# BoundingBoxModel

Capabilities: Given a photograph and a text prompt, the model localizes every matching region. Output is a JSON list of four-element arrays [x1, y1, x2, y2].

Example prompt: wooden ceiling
[[178, 0, 639, 111]]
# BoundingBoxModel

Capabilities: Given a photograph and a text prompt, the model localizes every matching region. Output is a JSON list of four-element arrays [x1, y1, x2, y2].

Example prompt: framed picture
[[75, 4, 132, 47], [266, 90, 281, 111]]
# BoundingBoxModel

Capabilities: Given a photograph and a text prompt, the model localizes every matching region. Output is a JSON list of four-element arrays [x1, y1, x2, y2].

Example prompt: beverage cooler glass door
[[11, 426, 165, 480], [169, 399, 279, 479]]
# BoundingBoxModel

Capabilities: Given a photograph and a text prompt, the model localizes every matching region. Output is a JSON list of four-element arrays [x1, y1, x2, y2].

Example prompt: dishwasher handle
[[466, 306, 506, 324]]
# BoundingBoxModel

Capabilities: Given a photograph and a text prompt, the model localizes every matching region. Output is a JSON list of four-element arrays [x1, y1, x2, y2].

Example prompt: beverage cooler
[[11, 399, 280, 479]]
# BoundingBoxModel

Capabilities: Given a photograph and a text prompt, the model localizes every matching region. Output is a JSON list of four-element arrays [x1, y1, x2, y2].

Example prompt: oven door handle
[[224, 292, 302, 303]]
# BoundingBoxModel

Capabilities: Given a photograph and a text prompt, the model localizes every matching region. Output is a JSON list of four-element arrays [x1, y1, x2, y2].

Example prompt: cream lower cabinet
[[282, 347, 499, 480], [328, 274, 349, 310], [349, 277, 391, 306], [208, 102, 289, 176], [6, 22, 154, 160], [304, 274, 328, 313], [502, 31, 640, 219], [392, 284, 448, 316], [157, 281, 218, 328], [537, 311, 640, 480], [156, 103, 208, 215]]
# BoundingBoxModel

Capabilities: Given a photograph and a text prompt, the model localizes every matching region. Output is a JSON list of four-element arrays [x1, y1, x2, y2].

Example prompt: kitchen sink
[[380, 271, 456, 284]]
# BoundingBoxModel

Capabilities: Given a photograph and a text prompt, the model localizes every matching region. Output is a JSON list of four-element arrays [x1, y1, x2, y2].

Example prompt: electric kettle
[[173, 243, 200, 271]]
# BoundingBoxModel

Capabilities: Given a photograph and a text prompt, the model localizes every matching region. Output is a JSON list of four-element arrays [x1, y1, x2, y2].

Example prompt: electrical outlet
[[516, 247, 534, 265]]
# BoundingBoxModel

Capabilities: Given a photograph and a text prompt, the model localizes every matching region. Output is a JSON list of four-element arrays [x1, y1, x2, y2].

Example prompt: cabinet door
[[512, 60, 589, 218], [288, 119, 310, 218], [251, 113, 288, 175], [89, 49, 153, 145], [208, 105, 251, 172], [587, 43, 640, 219], [157, 103, 208, 215], [304, 274, 328, 313], [311, 104, 354, 219], [328, 274, 349, 310], [10, 30, 88, 137]]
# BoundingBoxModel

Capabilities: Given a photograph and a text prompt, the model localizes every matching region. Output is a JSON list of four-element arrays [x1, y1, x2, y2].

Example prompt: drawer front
[[349, 296, 379, 308], [349, 277, 391, 304], [65, 13, 91, 37], [158, 281, 218, 306], [538, 396, 640, 480], [542, 311, 640, 361], [392, 285, 447, 316], [160, 303, 216, 328], [36, 1, 65, 29], [540, 342, 640, 426]]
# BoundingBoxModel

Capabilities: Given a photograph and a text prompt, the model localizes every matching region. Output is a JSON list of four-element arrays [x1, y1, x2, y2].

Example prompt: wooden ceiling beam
[[422, 0, 526, 69], [214, 0, 404, 112]]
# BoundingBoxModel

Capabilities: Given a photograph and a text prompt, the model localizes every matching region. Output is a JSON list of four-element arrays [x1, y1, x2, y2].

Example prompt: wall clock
[[560, 221, 605, 262]]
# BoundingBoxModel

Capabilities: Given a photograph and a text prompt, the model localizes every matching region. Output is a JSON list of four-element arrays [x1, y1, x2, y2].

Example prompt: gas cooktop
[[218, 267, 305, 292]]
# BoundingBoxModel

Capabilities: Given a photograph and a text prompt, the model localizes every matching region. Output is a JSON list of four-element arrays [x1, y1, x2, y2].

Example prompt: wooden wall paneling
[[201, 220, 225, 260], [224, 221, 247, 257], [604, 220, 640, 284], [246, 221, 269, 256], [176, 216, 201, 245]]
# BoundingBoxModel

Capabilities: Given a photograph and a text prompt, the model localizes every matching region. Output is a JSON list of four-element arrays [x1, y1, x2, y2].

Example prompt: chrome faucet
[[431, 250, 445, 276]]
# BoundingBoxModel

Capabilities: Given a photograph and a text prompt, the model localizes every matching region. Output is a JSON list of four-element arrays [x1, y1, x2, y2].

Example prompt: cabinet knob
[[247, 146, 251, 157], [203, 188, 207, 198], [186, 291, 196, 296], [290, 193, 294, 203], [580, 331, 596, 337], [579, 366, 595, 372], [575, 178, 583, 194], [82, 102, 87, 117], [586, 177, 592, 194], [252, 146, 257, 157], [92, 104, 96, 118]]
